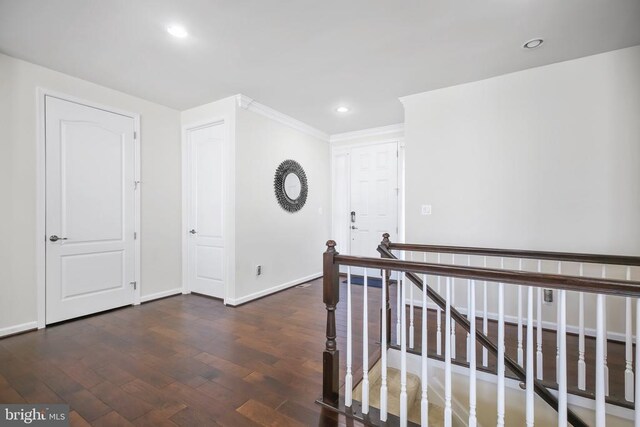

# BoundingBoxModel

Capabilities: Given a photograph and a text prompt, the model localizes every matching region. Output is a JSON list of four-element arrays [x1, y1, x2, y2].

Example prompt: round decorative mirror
[[284, 173, 302, 200], [274, 159, 308, 212]]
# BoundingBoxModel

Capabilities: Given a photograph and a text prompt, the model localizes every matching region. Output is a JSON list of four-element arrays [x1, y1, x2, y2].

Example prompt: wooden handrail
[[334, 253, 640, 297], [387, 241, 640, 266]]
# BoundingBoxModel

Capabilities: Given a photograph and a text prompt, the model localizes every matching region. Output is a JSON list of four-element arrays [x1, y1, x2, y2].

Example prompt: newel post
[[381, 233, 392, 345], [323, 240, 340, 405]]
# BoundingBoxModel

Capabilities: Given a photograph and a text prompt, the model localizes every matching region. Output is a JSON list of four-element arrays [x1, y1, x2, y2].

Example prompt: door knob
[[351, 225, 358, 230], [49, 235, 68, 242], [189, 229, 197, 235]]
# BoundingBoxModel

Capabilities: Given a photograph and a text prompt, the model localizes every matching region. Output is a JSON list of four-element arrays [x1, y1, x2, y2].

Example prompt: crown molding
[[398, 94, 411, 105], [235, 94, 330, 142], [329, 123, 404, 143]]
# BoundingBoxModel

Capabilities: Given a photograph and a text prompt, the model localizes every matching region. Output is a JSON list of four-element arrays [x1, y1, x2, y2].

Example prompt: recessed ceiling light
[[167, 25, 188, 38], [336, 106, 350, 113], [523, 38, 544, 49]]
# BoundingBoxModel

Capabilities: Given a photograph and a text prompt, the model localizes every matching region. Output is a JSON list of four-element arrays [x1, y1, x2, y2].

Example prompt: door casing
[[181, 118, 232, 303], [36, 88, 141, 329], [331, 138, 405, 260]]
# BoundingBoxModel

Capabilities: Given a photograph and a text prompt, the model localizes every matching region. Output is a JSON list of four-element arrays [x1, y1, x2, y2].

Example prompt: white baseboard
[[226, 272, 322, 306], [140, 287, 183, 303], [0, 321, 38, 338]]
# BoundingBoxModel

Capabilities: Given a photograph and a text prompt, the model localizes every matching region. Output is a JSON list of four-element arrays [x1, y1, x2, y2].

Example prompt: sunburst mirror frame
[[274, 159, 308, 213]]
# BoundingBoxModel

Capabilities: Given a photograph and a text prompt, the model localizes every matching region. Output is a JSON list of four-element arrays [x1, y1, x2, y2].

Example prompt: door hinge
[[134, 232, 137, 240], [130, 281, 137, 290], [133, 131, 137, 139]]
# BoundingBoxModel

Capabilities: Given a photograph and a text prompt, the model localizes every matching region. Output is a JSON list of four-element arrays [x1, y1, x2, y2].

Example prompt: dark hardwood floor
[[0, 277, 630, 426], [0, 278, 379, 427]]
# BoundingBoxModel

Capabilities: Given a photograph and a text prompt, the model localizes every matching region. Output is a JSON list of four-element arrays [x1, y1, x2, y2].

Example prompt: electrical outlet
[[256, 265, 262, 276], [543, 289, 553, 304], [421, 205, 432, 215]]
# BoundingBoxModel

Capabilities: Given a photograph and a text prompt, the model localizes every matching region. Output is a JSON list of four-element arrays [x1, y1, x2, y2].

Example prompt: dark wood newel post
[[322, 240, 340, 405], [381, 233, 392, 345]]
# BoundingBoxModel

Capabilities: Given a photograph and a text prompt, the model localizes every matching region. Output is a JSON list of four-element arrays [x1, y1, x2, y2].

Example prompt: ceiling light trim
[[523, 38, 544, 49], [235, 94, 330, 142], [330, 123, 405, 143]]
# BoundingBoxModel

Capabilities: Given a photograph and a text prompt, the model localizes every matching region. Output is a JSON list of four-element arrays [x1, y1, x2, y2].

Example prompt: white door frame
[[36, 88, 141, 329], [181, 117, 232, 303], [331, 138, 406, 256]]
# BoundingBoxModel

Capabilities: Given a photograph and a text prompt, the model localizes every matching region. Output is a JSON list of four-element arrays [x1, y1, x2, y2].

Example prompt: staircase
[[318, 235, 640, 426], [352, 360, 445, 426]]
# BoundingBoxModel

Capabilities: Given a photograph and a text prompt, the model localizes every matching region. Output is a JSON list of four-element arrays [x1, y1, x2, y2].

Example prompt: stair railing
[[319, 237, 640, 427], [379, 233, 640, 426]]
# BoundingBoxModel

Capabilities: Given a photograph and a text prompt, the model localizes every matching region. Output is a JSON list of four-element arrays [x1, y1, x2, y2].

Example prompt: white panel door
[[45, 96, 136, 324], [187, 123, 225, 298], [350, 142, 399, 277]]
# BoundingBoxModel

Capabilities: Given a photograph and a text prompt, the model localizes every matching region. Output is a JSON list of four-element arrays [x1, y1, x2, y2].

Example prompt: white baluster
[[578, 264, 586, 391], [469, 280, 477, 427], [536, 260, 543, 381], [596, 294, 606, 427], [526, 286, 535, 427], [410, 254, 415, 349], [517, 259, 524, 366], [451, 254, 456, 360], [444, 277, 452, 427], [556, 263, 561, 384], [421, 272, 429, 426], [396, 271, 402, 346], [467, 255, 472, 362], [345, 267, 353, 407], [626, 267, 635, 403], [602, 266, 609, 397], [380, 270, 388, 421], [635, 298, 640, 427], [483, 256, 488, 368], [400, 272, 408, 426], [497, 280, 505, 427], [437, 254, 443, 356], [362, 269, 370, 414], [558, 289, 567, 427]]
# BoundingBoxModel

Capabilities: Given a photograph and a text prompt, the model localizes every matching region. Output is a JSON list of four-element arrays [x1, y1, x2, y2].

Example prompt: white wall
[[181, 98, 331, 305], [403, 46, 640, 254], [232, 107, 331, 304], [401, 45, 640, 334], [0, 53, 182, 333]]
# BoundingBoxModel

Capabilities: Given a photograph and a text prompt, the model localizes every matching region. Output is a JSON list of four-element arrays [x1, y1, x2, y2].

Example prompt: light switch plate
[[421, 205, 432, 215]]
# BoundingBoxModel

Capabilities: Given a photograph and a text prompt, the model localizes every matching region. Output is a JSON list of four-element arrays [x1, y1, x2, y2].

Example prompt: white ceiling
[[1, 1, 639, 134]]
